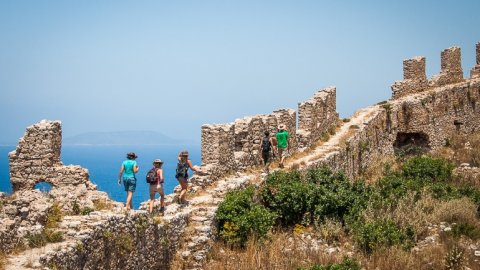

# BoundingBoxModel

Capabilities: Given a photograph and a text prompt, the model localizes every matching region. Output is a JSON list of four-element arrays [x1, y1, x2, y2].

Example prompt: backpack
[[261, 136, 271, 152], [146, 167, 159, 184], [175, 162, 189, 179]]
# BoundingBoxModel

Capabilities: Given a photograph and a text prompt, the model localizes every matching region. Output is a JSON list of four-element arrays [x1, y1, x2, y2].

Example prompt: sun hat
[[127, 152, 138, 159], [180, 150, 189, 156], [278, 124, 286, 130], [153, 159, 163, 164]]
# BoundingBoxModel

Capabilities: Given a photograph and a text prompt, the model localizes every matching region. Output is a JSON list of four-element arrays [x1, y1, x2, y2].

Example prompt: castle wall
[[4, 42, 480, 270], [429, 47, 464, 87], [391, 57, 428, 99], [297, 87, 339, 148], [471, 42, 480, 78]]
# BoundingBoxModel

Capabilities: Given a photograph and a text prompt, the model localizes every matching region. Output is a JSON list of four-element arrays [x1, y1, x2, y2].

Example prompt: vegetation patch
[[299, 257, 361, 270]]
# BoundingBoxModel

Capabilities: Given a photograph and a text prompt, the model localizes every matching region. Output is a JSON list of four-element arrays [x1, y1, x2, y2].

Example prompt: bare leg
[[126, 191, 134, 210], [179, 178, 188, 203], [149, 192, 155, 213], [160, 192, 165, 208]]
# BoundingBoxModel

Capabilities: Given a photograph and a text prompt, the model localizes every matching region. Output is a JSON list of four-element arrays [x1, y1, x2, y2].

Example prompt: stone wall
[[201, 89, 336, 175], [1, 120, 116, 254], [297, 87, 339, 148], [471, 42, 480, 78], [391, 57, 428, 99], [430, 47, 464, 87], [40, 211, 187, 270], [9, 120, 97, 193]]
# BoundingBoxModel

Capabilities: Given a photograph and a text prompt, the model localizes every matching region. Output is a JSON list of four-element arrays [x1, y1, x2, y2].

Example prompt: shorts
[[278, 147, 287, 157], [149, 183, 164, 196], [123, 177, 136, 192], [262, 151, 271, 164]]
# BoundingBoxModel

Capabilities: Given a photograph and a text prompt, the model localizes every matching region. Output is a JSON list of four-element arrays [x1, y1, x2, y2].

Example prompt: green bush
[[450, 223, 480, 240], [261, 168, 371, 227], [402, 156, 454, 183], [298, 256, 361, 270], [353, 219, 415, 254], [216, 186, 277, 246]]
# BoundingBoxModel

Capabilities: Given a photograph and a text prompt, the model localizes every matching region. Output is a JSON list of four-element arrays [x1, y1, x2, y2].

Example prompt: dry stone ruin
[[1, 41, 480, 270]]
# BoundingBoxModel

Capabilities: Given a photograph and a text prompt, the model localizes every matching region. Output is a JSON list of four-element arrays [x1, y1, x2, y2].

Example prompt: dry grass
[[360, 155, 399, 184], [431, 197, 478, 225], [205, 232, 343, 270], [362, 191, 437, 238]]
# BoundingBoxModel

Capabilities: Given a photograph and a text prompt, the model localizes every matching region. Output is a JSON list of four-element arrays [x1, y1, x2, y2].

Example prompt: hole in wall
[[394, 132, 430, 156], [34, 181, 53, 193]]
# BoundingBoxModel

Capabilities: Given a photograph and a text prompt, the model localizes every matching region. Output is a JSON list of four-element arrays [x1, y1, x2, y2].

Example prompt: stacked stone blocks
[[471, 42, 480, 78], [297, 87, 339, 148], [201, 89, 337, 174], [8, 120, 81, 191]]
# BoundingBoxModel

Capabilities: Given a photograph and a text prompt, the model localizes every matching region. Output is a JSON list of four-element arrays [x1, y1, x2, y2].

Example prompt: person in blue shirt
[[118, 152, 139, 210]]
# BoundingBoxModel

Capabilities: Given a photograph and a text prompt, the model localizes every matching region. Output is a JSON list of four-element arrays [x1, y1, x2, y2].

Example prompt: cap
[[180, 150, 189, 156], [153, 159, 163, 164]]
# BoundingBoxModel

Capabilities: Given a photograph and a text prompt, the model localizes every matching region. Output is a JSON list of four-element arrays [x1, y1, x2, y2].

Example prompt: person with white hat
[[276, 124, 290, 168], [148, 159, 165, 214]]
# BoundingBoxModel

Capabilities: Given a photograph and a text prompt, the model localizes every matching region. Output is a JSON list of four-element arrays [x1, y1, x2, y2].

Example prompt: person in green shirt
[[276, 124, 290, 168], [118, 152, 139, 210]]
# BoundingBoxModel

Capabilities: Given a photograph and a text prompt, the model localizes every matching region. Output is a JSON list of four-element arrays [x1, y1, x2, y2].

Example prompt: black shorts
[[262, 151, 270, 164]]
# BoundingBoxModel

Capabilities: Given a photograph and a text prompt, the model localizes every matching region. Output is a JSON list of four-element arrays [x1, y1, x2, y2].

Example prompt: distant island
[[63, 131, 183, 146]]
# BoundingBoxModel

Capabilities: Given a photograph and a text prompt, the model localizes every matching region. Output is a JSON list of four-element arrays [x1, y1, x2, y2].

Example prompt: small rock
[[444, 227, 452, 232], [475, 250, 480, 257]]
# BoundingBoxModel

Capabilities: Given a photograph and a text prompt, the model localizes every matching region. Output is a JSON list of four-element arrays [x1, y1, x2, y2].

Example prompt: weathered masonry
[[2, 42, 480, 270], [201, 86, 339, 177]]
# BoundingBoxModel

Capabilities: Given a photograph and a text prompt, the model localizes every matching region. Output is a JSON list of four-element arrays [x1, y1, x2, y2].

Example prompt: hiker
[[148, 159, 165, 214], [276, 124, 290, 168], [259, 131, 275, 173], [176, 150, 202, 204], [118, 152, 139, 210]]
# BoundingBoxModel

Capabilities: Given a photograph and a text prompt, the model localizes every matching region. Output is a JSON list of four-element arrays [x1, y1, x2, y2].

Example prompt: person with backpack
[[147, 159, 165, 214], [276, 124, 290, 168], [259, 131, 275, 173], [118, 152, 139, 210], [176, 150, 202, 204]]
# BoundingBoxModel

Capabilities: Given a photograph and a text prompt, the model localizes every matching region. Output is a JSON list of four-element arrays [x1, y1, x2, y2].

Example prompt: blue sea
[[0, 144, 201, 208]]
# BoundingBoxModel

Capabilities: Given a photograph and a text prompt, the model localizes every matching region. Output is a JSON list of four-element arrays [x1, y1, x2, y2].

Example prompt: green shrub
[[80, 207, 94, 215], [353, 219, 415, 254], [45, 230, 64, 243], [216, 186, 277, 246], [402, 156, 454, 183], [298, 256, 361, 270], [450, 223, 480, 240], [261, 180, 312, 226], [26, 232, 47, 248]]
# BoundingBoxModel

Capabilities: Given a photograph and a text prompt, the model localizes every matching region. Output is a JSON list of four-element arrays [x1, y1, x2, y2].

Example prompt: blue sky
[[1, 0, 479, 144]]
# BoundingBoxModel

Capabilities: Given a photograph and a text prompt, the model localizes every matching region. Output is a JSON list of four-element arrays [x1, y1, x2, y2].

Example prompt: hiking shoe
[[160, 206, 165, 213]]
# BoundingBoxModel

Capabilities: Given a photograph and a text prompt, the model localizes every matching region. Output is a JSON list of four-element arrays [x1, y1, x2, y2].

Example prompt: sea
[[0, 144, 201, 208]]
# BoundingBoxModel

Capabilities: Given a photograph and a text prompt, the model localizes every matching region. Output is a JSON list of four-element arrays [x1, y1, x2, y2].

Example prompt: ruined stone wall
[[471, 42, 480, 78], [391, 57, 428, 99], [297, 87, 339, 149], [9, 120, 97, 193], [201, 107, 298, 174], [39, 212, 186, 270], [430, 47, 464, 87]]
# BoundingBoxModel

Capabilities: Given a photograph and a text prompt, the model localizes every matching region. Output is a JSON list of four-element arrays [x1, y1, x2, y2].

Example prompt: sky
[[1, 0, 479, 144]]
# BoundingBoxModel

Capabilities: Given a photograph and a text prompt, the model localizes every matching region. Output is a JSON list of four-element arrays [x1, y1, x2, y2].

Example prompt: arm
[[133, 161, 139, 173], [118, 165, 124, 184], [157, 169, 164, 183], [187, 160, 200, 172]]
